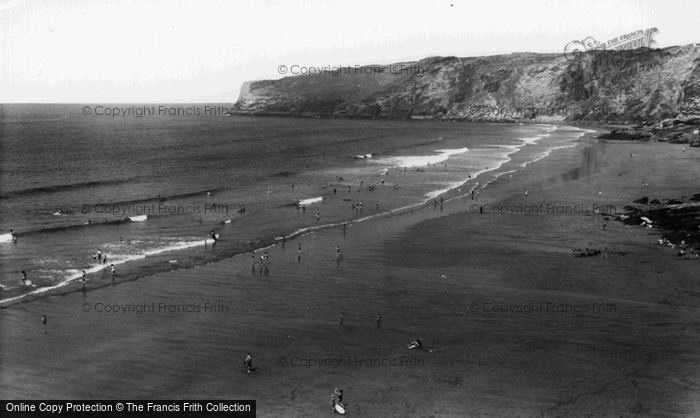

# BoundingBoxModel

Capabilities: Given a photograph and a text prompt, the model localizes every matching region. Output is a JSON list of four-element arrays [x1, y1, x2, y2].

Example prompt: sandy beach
[[2, 131, 699, 417]]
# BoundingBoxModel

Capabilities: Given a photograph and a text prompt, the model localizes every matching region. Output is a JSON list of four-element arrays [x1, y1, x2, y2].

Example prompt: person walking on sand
[[336, 388, 343, 404], [376, 313, 381, 328], [111, 264, 115, 275], [333, 387, 344, 406], [22, 271, 27, 285], [82, 270, 86, 283], [339, 312, 343, 325], [603, 221, 607, 231], [244, 353, 252, 372], [297, 244, 302, 263], [316, 210, 320, 222], [41, 315, 47, 325]]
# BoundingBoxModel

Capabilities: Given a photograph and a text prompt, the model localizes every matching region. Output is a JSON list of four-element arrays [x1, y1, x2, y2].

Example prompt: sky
[[1, 0, 699, 103]]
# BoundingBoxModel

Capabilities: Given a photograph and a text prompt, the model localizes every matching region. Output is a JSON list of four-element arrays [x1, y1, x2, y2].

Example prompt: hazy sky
[[1, 0, 698, 103]]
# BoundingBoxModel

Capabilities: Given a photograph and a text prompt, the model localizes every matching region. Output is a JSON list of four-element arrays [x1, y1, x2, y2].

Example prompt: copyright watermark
[[276, 356, 424, 368], [81, 105, 233, 117], [469, 302, 617, 315], [81, 203, 229, 215], [81, 302, 229, 314], [277, 64, 425, 76], [469, 203, 617, 215], [468, 105, 619, 118]]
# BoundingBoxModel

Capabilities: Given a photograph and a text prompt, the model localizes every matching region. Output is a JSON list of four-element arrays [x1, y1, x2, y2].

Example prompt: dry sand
[[2, 133, 699, 417]]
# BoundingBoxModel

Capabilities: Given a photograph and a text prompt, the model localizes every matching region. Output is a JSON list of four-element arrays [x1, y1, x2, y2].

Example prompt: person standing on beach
[[244, 353, 252, 372], [316, 210, 320, 222], [339, 312, 343, 325], [603, 221, 607, 231], [333, 387, 344, 408], [111, 264, 115, 275], [82, 270, 86, 283], [41, 315, 47, 325], [297, 244, 302, 263], [22, 271, 27, 285], [376, 313, 381, 328], [336, 246, 343, 265]]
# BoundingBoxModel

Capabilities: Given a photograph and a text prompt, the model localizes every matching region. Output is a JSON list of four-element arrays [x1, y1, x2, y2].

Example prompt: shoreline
[[5, 124, 698, 415], [0, 123, 581, 308]]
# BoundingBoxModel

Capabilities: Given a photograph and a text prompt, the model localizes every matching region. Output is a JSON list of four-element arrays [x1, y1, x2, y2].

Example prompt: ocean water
[[0, 104, 590, 303]]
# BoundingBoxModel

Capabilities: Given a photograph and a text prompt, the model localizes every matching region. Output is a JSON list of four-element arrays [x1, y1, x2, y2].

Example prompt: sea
[[0, 104, 593, 304]]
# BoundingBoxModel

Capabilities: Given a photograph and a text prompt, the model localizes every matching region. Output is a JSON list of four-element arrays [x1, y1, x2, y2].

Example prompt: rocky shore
[[621, 193, 700, 250], [598, 113, 700, 145]]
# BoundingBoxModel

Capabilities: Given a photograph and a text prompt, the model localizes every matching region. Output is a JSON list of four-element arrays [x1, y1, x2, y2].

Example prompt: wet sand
[[2, 134, 700, 417]]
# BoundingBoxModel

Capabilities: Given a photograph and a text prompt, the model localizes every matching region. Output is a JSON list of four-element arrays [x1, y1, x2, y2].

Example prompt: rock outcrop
[[234, 45, 700, 125]]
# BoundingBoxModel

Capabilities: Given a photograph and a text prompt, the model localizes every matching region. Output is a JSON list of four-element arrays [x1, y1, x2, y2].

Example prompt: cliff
[[234, 45, 700, 125]]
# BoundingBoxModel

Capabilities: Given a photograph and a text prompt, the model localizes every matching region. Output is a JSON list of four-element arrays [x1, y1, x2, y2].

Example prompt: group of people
[[252, 251, 270, 272], [657, 238, 698, 258], [92, 249, 108, 264]]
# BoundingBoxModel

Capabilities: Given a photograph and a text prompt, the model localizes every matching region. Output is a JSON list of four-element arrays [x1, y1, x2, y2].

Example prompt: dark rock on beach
[[621, 194, 700, 248]]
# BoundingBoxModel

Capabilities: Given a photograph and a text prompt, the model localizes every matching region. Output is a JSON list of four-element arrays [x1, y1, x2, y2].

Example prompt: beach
[[2, 127, 700, 417]]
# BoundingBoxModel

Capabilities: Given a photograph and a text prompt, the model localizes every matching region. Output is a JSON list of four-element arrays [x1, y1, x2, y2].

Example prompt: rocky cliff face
[[234, 45, 700, 124]]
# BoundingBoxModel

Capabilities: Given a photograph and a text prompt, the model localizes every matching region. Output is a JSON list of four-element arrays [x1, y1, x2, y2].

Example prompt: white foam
[[0, 233, 13, 243], [374, 147, 468, 168], [0, 236, 214, 305], [298, 196, 323, 206], [130, 215, 147, 222]]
